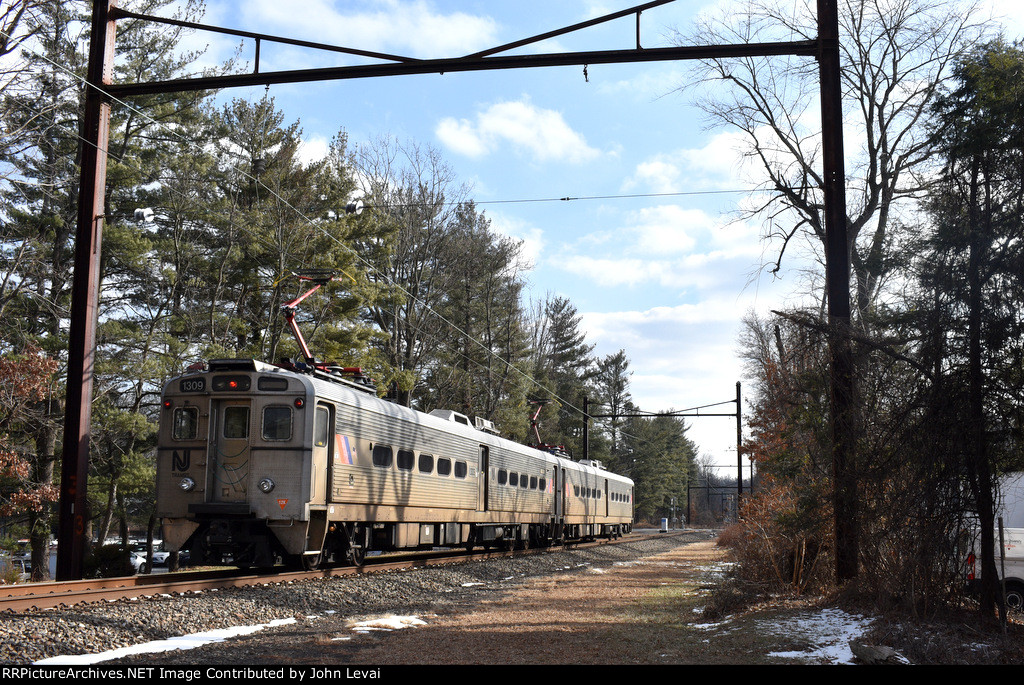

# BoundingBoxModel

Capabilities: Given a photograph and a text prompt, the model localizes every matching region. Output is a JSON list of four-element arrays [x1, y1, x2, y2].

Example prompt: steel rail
[[2, 532, 670, 613]]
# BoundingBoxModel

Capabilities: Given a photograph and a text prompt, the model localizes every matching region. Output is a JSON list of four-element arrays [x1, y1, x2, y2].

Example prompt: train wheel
[[343, 524, 366, 567], [301, 553, 321, 571]]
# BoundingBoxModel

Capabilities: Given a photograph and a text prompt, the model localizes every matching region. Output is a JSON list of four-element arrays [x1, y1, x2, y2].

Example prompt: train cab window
[[262, 406, 292, 441], [497, 469, 508, 485], [313, 407, 329, 447], [509, 472, 518, 487], [172, 407, 199, 440], [397, 449, 414, 471], [419, 454, 434, 474], [437, 457, 452, 476], [223, 406, 249, 439], [454, 460, 467, 479], [372, 445, 393, 468], [257, 377, 289, 391]]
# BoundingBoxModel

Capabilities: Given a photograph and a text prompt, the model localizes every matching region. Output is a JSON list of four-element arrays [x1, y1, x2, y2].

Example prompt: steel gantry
[[61, 0, 853, 581]]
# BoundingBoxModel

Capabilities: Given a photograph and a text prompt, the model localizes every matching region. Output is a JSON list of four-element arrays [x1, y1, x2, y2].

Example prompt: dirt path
[[300, 538, 794, 665]]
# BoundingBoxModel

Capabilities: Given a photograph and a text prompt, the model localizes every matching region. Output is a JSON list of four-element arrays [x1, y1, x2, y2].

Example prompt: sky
[[155, 0, 1024, 477]]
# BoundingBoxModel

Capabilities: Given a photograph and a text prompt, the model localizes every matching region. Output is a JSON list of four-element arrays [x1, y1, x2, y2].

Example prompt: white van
[[968, 473, 1024, 609]]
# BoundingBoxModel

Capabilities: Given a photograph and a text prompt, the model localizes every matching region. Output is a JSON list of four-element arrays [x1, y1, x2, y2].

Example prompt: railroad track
[[0, 533, 652, 613]]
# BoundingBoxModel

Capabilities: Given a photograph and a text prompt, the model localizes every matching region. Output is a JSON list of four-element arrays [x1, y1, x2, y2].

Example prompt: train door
[[478, 446, 489, 511], [312, 403, 334, 506], [210, 399, 251, 502], [554, 466, 563, 519]]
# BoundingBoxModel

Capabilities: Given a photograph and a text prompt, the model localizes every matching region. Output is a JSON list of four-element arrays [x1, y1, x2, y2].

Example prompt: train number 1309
[[179, 378, 206, 392]]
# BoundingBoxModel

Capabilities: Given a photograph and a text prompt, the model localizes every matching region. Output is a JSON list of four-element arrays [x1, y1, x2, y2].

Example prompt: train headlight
[[178, 477, 196, 492], [258, 477, 276, 493]]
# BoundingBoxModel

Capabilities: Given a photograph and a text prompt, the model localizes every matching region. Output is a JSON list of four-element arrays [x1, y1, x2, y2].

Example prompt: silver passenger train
[[156, 358, 634, 568]]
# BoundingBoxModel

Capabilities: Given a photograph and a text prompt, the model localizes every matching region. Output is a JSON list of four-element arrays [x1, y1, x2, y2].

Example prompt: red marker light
[[294, 398, 304, 408]]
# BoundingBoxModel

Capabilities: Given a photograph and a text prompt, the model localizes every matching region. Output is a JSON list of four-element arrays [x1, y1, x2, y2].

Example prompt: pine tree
[[918, 40, 1024, 617]]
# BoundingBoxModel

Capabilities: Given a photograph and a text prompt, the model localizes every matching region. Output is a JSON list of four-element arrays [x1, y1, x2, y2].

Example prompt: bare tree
[[678, 0, 990, 320], [354, 136, 472, 406]]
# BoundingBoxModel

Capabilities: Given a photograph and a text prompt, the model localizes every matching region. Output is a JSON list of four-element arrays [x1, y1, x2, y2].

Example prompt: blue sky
[[172, 0, 1024, 475]]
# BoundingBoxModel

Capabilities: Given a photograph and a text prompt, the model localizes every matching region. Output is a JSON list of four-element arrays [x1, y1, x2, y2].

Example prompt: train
[[155, 357, 634, 569]]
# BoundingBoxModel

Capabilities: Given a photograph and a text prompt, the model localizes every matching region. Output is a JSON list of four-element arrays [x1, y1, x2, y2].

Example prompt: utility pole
[[57, 0, 116, 582], [817, 0, 857, 581], [736, 381, 743, 500]]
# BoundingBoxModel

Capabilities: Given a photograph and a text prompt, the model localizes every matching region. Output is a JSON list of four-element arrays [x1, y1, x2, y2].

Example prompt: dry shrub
[[728, 479, 834, 595], [716, 523, 746, 549]]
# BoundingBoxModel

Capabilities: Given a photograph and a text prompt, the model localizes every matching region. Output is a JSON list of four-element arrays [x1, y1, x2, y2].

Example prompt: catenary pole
[[60, 0, 852, 580]]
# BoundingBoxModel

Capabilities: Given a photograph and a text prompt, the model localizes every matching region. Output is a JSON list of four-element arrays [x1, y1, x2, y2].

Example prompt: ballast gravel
[[1, 530, 714, 665]]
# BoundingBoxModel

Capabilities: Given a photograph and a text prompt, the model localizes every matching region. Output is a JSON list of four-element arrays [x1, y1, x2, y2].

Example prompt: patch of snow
[[34, 617, 298, 665], [348, 615, 427, 633], [762, 608, 874, 664]]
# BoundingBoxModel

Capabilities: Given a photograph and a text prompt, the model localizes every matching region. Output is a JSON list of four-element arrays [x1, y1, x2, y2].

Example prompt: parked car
[[130, 540, 170, 573], [10, 539, 30, 563], [0, 554, 30, 582]]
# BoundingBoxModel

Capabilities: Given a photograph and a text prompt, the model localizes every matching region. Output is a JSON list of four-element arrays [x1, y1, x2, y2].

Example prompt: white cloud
[[629, 205, 707, 253], [236, 0, 499, 60], [628, 159, 683, 194], [487, 212, 545, 272], [595, 66, 689, 99], [298, 134, 329, 166], [624, 129, 749, 193], [435, 118, 491, 158], [550, 204, 768, 292], [436, 98, 600, 163]]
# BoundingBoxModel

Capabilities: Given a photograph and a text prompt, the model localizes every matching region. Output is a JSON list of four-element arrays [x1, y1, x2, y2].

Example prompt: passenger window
[[437, 457, 451, 476], [223, 406, 249, 439], [419, 454, 434, 474], [172, 407, 199, 440], [530, 476, 538, 490], [519, 474, 528, 489], [498, 469, 508, 485], [397, 449, 414, 471], [509, 472, 518, 487], [454, 461, 467, 479], [372, 445, 393, 468], [539, 478, 546, 491], [263, 406, 293, 441]]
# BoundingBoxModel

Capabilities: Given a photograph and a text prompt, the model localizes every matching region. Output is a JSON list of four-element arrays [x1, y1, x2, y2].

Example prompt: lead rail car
[[156, 359, 634, 568]]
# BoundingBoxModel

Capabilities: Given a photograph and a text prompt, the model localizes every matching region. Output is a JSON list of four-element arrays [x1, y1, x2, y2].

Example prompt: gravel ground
[[2, 529, 718, 666]]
